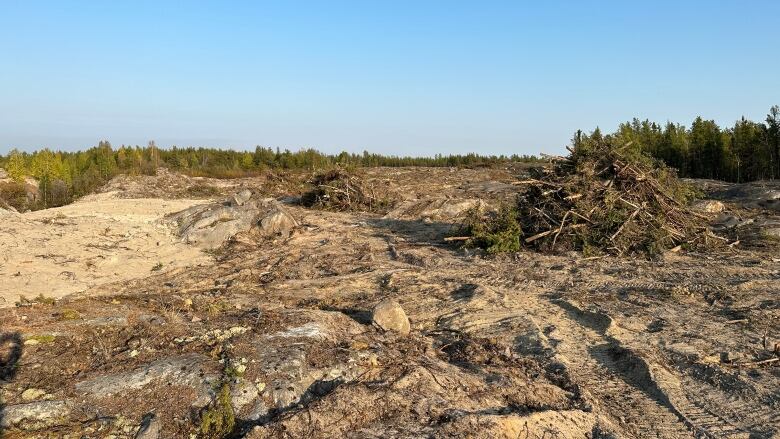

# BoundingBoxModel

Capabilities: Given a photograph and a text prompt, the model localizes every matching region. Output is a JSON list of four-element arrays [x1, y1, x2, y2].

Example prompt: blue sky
[[1, 1, 779, 156]]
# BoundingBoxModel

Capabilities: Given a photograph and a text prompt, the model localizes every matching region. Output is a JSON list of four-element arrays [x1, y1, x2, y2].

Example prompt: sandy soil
[[0, 191, 212, 307]]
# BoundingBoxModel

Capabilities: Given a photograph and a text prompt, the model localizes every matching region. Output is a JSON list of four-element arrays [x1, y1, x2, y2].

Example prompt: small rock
[[259, 209, 297, 236], [137, 314, 166, 326], [372, 299, 411, 335], [692, 199, 725, 213], [134, 413, 161, 439], [20, 388, 47, 401], [231, 189, 253, 206], [712, 214, 753, 230], [702, 353, 721, 364], [126, 336, 143, 349], [720, 351, 745, 364]]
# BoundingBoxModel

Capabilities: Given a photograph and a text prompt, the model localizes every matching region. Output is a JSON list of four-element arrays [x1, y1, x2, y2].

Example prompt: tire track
[[474, 271, 694, 437]]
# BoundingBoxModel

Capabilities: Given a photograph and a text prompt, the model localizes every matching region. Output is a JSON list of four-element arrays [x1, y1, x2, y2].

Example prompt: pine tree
[[766, 106, 780, 179]]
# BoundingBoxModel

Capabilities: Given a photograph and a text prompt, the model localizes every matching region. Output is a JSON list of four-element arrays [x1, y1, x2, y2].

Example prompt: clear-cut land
[[1, 167, 779, 438]]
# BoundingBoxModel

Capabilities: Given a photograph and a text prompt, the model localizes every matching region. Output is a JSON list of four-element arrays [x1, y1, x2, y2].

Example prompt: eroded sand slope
[[0, 192, 211, 307]]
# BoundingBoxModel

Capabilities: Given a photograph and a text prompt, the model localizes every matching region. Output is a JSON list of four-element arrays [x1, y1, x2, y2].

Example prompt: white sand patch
[[0, 195, 211, 307]]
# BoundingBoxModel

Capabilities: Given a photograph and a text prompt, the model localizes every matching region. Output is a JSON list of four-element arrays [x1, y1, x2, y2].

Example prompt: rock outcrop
[[167, 191, 297, 249], [385, 197, 486, 222]]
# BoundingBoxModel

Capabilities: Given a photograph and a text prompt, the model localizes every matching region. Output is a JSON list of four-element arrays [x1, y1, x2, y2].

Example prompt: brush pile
[[301, 169, 397, 213], [469, 139, 725, 257]]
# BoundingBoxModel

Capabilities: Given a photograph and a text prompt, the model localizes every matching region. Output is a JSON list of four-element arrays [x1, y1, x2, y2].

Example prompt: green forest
[[1, 105, 778, 210], [0, 142, 537, 209], [577, 105, 780, 183]]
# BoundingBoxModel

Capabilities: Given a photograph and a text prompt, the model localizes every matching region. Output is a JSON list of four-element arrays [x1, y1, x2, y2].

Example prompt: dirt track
[[1, 168, 779, 438]]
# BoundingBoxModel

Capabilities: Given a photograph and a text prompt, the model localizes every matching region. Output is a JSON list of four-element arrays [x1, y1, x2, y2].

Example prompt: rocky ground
[[1, 167, 779, 438]]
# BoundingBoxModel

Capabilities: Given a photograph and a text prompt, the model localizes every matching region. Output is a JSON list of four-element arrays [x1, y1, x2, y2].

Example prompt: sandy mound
[[95, 168, 236, 199], [0, 196, 211, 307]]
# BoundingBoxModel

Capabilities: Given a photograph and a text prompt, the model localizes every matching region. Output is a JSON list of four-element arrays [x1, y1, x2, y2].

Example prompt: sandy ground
[[0, 191, 212, 307]]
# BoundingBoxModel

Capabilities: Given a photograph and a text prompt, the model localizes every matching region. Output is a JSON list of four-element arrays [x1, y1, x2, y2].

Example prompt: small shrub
[[0, 181, 29, 211], [207, 301, 232, 316], [465, 204, 522, 254], [199, 383, 235, 438]]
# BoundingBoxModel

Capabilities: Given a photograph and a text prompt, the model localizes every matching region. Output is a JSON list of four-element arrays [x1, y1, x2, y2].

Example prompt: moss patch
[[198, 383, 235, 438], [58, 309, 81, 320]]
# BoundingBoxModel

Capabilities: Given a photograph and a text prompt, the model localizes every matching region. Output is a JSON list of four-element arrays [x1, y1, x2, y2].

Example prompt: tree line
[[0, 142, 538, 210], [576, 105, 780, 182], [2, 104, 778, 211]]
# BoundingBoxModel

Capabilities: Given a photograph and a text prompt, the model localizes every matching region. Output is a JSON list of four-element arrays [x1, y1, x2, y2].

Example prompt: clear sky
[[1, 1, 779, 156]]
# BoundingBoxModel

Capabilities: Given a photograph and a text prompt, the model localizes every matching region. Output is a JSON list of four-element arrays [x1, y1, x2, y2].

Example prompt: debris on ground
[[301, 169, 397, 213], [468, 139, 725, 257], [464, 204, 522, 254]]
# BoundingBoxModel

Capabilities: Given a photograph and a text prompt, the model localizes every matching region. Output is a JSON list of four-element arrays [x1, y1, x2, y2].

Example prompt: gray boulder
[[231, 189, 253, 206], [259, 209, 297, 235], [167, 192, 297, 249], [386, 197, 486, 222], [75, 354, 218, 400]]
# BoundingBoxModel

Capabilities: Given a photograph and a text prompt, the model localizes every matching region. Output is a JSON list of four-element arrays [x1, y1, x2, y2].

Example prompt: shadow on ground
[[365, 217, 462, 246], [0, 332, 23, 433]]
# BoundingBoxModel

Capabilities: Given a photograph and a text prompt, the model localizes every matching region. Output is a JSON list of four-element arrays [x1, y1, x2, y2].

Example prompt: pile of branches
[[301, 169, 397, 213], [469, 139, 726, 257]]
